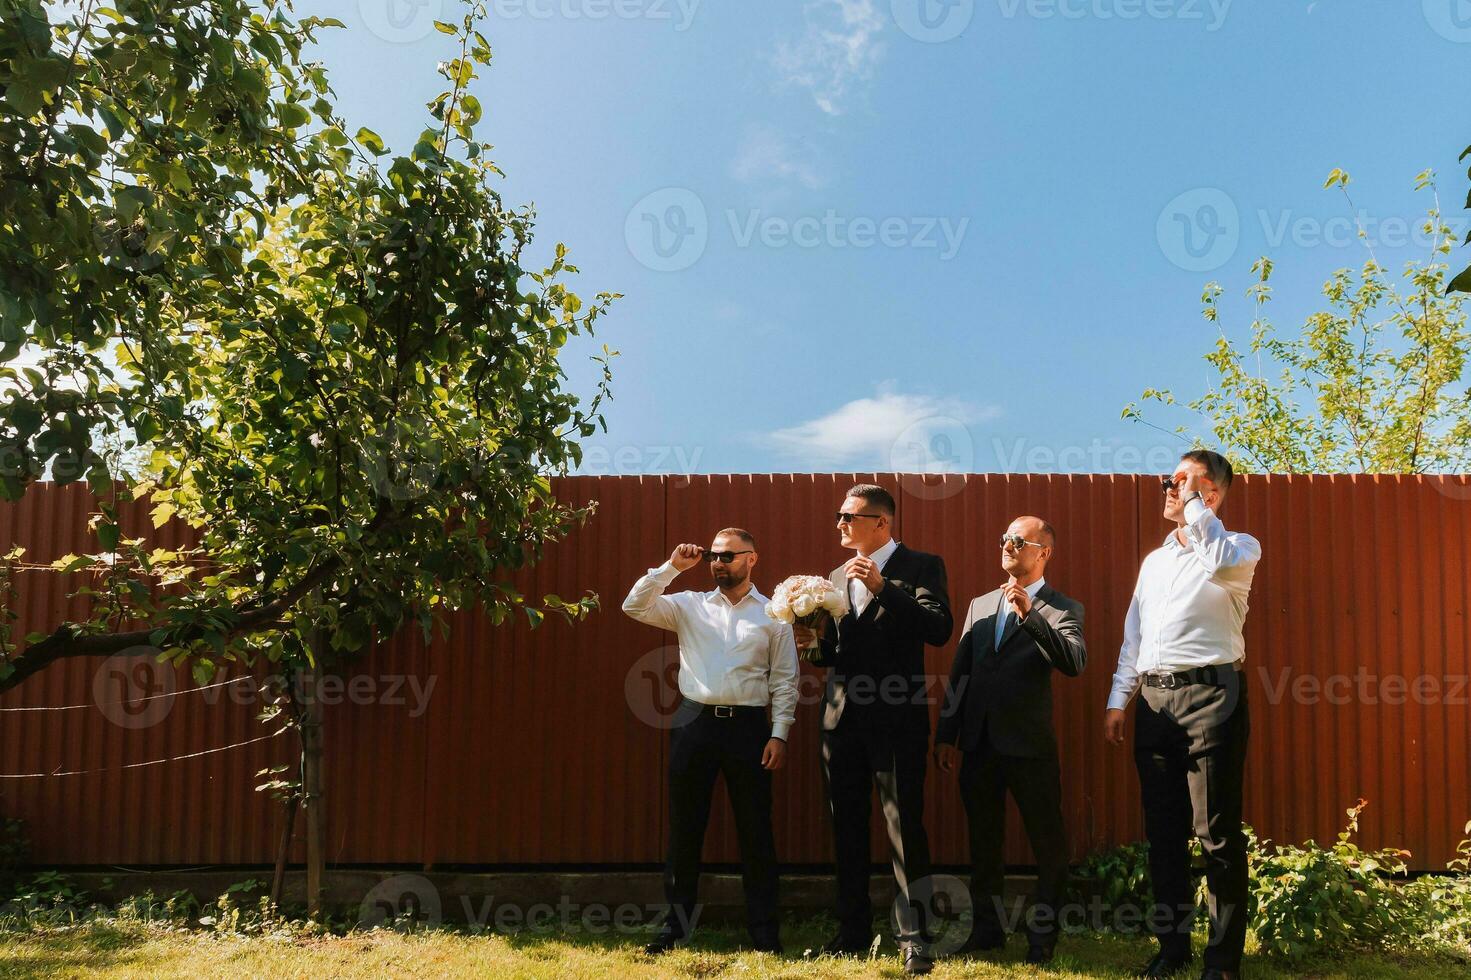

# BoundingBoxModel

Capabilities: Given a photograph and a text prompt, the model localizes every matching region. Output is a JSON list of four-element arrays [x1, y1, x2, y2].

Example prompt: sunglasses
[[1161, 475, 1214, 495], [703, 550, 752, 564], [835, 512, 884, 525], [1000, 533, 1046, 551]]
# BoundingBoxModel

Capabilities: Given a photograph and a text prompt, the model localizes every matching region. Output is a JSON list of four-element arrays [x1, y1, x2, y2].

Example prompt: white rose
[[793, 594, 816, 617]]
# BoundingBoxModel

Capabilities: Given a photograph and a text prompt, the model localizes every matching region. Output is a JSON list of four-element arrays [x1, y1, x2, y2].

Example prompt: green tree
[[1, 0, 616, 689], [1126, 170, 1470, 474]]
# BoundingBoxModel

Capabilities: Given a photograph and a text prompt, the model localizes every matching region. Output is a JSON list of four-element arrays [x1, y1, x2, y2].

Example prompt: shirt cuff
[[1183, 496, 1210, 528], [1106, 691, 1132, 711], [652, 560, 681, 581], [770, 721, 791, 741]]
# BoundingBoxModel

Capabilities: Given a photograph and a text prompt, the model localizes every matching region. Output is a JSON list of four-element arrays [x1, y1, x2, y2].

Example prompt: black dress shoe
[[1026, 944, 1055, 965], [643, 932, 680, 956], [1137, 951, 1194, 978], [818, 933, 872, 956], [902, 945, 934, 975]]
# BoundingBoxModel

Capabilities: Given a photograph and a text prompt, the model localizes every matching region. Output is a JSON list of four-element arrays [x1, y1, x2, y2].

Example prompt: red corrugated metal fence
[[0, 475, 1467, 870]]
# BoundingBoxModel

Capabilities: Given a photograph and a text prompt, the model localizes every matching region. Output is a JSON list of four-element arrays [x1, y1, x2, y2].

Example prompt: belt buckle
[[713, 705, 734, 719], [1148, 671, 1177, 690]]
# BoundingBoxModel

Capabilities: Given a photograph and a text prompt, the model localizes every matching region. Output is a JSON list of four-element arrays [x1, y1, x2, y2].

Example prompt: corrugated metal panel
[[1, 475, 1468, 870]]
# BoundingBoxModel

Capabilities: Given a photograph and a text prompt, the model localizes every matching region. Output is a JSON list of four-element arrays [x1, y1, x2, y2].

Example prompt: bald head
[[1000, 515, 1055, 585]]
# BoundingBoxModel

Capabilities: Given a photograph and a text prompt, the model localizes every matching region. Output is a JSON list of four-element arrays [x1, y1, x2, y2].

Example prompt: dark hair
[[1180, 449, 1234, 492], [717, 527, 756, 551], [845, 484, 896, 517]]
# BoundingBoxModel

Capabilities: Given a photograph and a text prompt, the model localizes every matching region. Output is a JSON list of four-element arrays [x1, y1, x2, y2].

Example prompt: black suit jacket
[[935, 584, 1086, 758], [810, 543, 953, 735]]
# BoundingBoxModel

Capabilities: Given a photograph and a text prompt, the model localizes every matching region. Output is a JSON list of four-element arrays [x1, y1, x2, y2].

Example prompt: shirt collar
[[861, 538, 900, 567], [706, 584, 765, 608]]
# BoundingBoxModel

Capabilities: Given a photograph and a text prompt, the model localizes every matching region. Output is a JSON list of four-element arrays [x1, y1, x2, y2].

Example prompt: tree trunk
[[269, 791, 299, 909], [300, 657, 326, 918]]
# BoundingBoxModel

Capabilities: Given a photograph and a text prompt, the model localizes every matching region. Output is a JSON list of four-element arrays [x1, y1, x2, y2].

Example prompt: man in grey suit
[[936, 516, 1086, 966]]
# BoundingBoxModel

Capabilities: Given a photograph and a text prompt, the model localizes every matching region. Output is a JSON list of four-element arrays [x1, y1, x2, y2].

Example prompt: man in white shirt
[[1104, 451, 1260, 980], [622, 528, 799, 956]]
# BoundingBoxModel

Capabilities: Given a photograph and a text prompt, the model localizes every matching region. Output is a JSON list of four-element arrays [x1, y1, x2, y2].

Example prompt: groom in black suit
[[935, 515, 1086, 965], [794, 484, 953, 976]]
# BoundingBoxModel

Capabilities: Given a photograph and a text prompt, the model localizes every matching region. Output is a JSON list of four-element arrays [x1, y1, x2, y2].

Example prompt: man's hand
[[792, 625, 818, 650], [845, 556, 884, 595], [1103, 708, 1127, 745], [670, 543, 704, 572], [935, 743, 960, 774], [761, 738, 786, 770], [1002, 577, 1034, 621]]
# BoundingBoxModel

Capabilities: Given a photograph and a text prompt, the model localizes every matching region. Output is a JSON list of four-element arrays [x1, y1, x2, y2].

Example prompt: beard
[[713, 567, 748, 589]]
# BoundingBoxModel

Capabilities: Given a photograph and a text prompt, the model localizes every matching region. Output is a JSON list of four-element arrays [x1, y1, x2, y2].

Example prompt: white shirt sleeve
[[1107, 584, 1144, 711], [767, 624, 799, 740], [621, 560, 683, 631], [1183, 498, 1263, 574]]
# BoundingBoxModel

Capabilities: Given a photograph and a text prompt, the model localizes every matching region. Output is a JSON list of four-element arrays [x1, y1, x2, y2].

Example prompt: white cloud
[[773, 0, 886, 116], [761, 384, 1000, 469], [731, 125, 825, 190]]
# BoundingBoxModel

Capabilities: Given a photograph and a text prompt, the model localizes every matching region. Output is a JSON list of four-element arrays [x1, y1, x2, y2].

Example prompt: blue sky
[[297, 0, 1471, 475]]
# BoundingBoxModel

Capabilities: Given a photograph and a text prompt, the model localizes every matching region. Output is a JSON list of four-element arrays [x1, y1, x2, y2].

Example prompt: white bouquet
[[765, 575, 848, 661]]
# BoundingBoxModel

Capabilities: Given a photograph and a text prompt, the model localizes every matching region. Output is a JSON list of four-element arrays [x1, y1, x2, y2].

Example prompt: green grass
[[0, 916, 1463, 979]]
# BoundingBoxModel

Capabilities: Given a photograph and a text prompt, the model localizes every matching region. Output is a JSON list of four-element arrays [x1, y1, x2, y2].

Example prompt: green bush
[[0, 815, 30, 901], [1248, 801, 1423, 960]]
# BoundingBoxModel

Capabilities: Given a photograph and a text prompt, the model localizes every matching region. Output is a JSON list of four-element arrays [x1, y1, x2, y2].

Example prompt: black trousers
[[1134, 671, 1250, 973], [663, 703, 779, 944], [958, 740, 1069, 948], [821, 723, 934, 947]]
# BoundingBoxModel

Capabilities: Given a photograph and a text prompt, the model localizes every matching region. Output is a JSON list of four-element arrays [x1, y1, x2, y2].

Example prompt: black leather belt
[[1141, 663, 1241, 690], [689, 701, 765, 719]]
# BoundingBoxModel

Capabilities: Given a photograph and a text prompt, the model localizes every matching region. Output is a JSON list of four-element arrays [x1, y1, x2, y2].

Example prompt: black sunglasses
[[1161, 475, 1180, 494], [1000, 533, 1046, 551], [835, 512, 884, 525], [703, 550, 752, 564]]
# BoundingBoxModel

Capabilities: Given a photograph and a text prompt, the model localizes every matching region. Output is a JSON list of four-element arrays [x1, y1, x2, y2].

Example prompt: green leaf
[[279, 103, 310, 129], [434, 20, 458, 34], [356, 127, 387, 155], [97, 523, 120, 552], [1448, 265, 1471, 296]]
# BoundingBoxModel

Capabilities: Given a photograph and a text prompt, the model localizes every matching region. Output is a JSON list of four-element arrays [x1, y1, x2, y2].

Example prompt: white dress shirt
[[849, 537, 899, 618], [996, 577, 1046, 649], [1107, 498, 1261, 711], [622, 561, 800, 740]]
